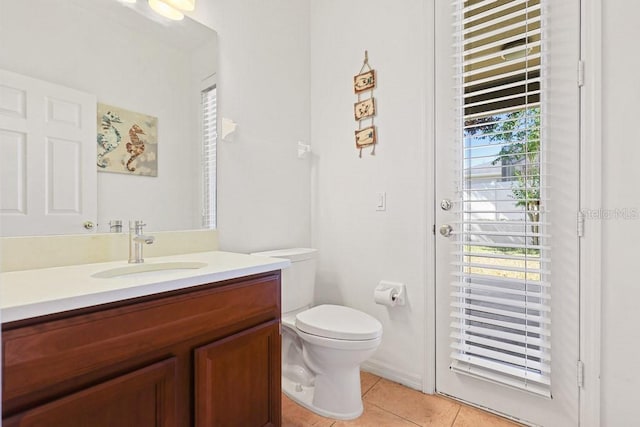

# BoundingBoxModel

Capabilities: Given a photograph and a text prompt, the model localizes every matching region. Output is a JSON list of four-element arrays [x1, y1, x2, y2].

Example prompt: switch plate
[[376, 192, 386, 211]]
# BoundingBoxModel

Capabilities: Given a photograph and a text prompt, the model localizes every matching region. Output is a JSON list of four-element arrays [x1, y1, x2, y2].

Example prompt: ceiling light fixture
[[163, 0, 195, 11], [148, 0, 183, 20], [147, 0, 195, 21]]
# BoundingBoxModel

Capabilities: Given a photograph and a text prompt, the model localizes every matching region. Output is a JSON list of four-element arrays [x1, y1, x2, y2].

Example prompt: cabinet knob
[[83, 221, 95, 230]]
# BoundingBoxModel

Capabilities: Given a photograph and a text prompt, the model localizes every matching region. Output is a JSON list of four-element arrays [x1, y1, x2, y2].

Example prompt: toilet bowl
[[251, 248, 383, 420], [284, 304, 382, 419]]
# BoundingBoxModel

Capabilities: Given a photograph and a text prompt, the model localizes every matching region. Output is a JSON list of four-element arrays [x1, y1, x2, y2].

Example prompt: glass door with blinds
[[434, 0, 580, 425]]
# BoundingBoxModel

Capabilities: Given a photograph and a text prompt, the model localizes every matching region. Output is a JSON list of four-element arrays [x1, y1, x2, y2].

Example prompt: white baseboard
[[361, 358, 423, 392]]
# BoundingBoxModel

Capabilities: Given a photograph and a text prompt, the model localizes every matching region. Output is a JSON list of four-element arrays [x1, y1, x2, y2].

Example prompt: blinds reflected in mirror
[[202, 85, 217, 229]]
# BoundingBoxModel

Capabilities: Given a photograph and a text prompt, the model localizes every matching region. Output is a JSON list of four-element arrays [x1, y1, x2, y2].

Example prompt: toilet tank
[[251, 248, 317, 314]]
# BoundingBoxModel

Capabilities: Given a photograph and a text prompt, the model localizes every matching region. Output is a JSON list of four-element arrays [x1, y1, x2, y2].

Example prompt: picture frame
[[97, 103, 158, 176], [355, 126, 377, 148], [354, 97, 376, 121], [353, 70, 376, 93]]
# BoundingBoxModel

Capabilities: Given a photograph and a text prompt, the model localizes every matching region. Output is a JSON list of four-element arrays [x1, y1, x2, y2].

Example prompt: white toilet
[[251, 248, 382, 420]]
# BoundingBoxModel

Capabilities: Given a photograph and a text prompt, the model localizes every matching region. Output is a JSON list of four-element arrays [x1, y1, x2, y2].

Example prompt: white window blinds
[[451, 0, 550, 396], [202, 85, 217, 229]]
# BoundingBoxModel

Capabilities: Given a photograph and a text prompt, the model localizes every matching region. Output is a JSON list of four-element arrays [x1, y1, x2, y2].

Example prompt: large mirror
[[0, 0, 218, 236]]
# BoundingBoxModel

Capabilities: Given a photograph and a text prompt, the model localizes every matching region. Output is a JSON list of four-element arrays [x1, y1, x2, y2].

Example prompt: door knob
[[439, 224, 453, 237]]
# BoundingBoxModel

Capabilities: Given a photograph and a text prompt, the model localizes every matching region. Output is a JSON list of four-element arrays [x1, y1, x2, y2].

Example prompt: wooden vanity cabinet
[[2, 271, 282, 427]]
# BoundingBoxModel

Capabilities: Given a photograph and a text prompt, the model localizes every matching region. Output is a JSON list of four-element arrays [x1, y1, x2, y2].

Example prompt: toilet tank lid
[[251, 248, 317, 262], [295, 304, 382, 341]]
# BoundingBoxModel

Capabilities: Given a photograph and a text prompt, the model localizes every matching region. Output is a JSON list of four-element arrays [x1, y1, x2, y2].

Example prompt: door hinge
[[578, 60, 585, 87], [577, 360, 585, 388], [577, 211, 585, 237], [433, 224, 436, 235]]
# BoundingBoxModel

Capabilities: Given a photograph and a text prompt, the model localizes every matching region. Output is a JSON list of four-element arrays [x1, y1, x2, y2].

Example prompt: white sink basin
[[92, 261, 208, 279]]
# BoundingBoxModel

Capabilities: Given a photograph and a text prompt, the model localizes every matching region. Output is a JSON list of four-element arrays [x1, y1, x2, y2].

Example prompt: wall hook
[[221, 118, 237, 141], [297, 141, 311, 159]]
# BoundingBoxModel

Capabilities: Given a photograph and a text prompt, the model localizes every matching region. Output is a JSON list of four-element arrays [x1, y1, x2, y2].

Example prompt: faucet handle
[[129, 220, 146, 230], [109, 220, 123, 233]]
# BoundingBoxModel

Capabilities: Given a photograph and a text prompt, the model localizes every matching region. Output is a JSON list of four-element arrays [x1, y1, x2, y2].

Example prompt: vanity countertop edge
[[0, 251, 290, 323]]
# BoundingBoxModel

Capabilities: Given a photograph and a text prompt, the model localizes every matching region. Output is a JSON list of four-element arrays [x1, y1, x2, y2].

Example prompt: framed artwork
[[354, 98, 376, 121], [355, 126, 377, 148], [353, 70, 376, 93], [96, 103, 158, 176], [353, 51, 378, 156]]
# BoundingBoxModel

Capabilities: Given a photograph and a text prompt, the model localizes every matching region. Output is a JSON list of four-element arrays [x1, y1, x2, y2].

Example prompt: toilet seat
[[295, 328, 382, 351], [295, 304, 382, 341]]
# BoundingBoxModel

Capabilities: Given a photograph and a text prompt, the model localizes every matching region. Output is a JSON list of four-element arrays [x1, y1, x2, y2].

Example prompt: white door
[[434, 1, 580, 425], [0, 69, 97, 236]]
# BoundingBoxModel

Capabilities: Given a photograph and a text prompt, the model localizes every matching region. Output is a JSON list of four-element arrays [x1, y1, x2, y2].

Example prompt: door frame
[[422, 0, 437, 398], [578, 0, 603, 426], [422, 0, 603, 425]]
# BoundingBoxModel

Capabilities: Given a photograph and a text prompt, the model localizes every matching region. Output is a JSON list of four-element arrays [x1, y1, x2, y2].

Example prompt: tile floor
[[282, 371, 523, 427]]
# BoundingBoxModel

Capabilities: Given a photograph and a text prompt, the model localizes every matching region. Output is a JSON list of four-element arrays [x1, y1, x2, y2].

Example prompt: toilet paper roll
[[374, 287, 397, 307]]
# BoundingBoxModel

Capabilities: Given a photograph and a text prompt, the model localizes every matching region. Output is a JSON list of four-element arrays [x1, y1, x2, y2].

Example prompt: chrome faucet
[[128, 220, 155, 264]]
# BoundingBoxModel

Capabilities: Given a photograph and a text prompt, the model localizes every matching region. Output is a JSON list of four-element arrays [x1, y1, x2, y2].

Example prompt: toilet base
[[282, 375, 363, 421]]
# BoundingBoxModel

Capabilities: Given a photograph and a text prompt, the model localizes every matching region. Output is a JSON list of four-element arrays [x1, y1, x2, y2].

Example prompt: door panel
[[434, 1, 580, 425], [0, 68, 96, 236]]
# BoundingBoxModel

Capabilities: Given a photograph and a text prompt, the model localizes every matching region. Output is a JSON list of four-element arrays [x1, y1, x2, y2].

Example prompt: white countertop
[[0, 251, 290, 323]]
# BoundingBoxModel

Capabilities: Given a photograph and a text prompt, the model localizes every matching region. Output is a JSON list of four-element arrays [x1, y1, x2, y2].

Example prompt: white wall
[[195, 1, 640, 422], [309, 0, 428, 387], [600, 2, 640, 424], [0, 0, 216, 233], [191, 0, 312, 254]]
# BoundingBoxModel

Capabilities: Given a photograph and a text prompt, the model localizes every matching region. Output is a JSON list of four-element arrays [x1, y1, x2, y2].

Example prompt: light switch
[[376, 192, 386, 211]]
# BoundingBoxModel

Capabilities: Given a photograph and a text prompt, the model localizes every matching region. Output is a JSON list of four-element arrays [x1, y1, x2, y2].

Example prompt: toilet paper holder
[[375, 281, 406, 306]]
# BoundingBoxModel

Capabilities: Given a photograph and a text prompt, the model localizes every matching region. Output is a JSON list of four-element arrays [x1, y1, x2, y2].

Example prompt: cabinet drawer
[[2, 273, 280, 408]]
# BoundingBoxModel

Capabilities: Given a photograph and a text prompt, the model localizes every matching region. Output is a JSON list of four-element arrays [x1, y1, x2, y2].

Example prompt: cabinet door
[[4, 358, 177, 427], [195, 320, 281, 427]]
